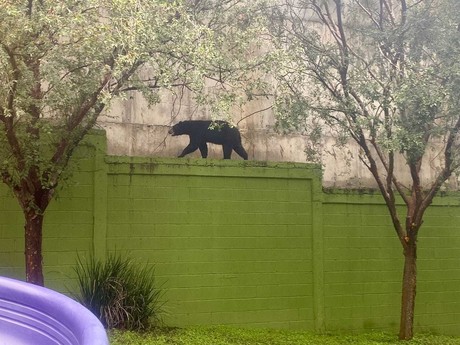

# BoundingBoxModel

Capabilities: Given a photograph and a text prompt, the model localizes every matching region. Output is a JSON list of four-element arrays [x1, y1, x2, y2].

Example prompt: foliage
[[267, 0, 460, 340], [109, 326, 460, 345], [185, 0, 279, 118], [0, 0, 211, 193], [73, 252, 162, 330], [0, 0, 276, 285], [271, 0, 460, 188]]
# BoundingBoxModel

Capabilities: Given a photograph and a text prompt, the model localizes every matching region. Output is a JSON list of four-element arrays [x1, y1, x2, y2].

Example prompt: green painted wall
[[0, 133, 460, 334], [322, 192, 460, 335], [104, 158, 321, 329], [0, 137, 101, 290]]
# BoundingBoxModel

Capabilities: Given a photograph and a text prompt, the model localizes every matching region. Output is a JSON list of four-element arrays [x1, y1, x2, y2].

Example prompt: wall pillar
[[90, 132, 108, 261], [311, 172, 325, 332]]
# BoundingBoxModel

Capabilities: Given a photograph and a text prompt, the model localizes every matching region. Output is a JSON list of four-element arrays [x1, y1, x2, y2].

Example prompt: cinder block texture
[[1, 133, 460, 334], [105, 158, 319, 329], [322, 192, 460, 335], [0, 142, 98, 291]]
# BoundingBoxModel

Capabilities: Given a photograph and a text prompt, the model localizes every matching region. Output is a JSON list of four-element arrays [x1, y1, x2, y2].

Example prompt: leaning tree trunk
[[399, 240, 417, 340], [24, 209, 45, 286]]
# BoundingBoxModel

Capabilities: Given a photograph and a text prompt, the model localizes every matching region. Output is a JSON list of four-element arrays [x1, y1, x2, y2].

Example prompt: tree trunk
[[399, 242, 417, 340], [24, 210, 45, 286]]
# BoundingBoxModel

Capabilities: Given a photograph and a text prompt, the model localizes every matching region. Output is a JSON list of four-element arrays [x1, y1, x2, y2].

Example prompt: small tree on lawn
[[268, 0, 460, 340], [0, 0, 271, 286]]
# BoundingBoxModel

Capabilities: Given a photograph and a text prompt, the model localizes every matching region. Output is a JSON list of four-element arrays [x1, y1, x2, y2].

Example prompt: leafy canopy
[[271, 0, 460, 183], [0, 0, 273, 208]]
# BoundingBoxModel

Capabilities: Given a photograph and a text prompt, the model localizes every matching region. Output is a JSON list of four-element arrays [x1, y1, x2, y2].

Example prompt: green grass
[[109, 327, 460, 345]]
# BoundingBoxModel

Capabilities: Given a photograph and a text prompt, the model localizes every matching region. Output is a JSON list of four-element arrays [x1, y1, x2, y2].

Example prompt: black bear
[[168, 120, 248, 160]]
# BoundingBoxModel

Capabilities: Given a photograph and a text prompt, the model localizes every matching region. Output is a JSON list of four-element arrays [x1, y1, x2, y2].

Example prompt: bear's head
[[168, 121, 189, 136]]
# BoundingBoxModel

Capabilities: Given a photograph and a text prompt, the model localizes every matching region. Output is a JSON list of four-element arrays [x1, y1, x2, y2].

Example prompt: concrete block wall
[[0, 132, 460, 334], [322, 192, 460, 335], [0, 191, 24, 279], [416, 202, 460, 334], [42, 145, 97, 291], [0, 139, 101, 291], [104, 158, 321, 329], [322, 193, 404, 332]]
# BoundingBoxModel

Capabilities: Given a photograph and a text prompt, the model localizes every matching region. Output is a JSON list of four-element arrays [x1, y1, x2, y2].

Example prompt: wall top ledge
[[105, 156, 322, 180]]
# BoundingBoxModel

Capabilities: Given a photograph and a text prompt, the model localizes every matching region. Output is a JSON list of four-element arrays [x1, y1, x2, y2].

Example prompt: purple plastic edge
[[0, 276, 108, 345]]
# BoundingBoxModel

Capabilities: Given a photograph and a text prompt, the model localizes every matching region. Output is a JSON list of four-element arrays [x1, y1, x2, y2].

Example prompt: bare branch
[[237, 105, 274, 126]]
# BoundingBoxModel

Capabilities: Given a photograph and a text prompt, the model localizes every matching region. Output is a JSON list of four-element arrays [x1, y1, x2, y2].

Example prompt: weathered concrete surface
[[98, 91, 459, 190], [99, 90, 310, 162]]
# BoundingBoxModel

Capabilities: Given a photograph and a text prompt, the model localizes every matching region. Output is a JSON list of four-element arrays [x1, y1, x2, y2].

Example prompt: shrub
[[73, 252, 163, 330]]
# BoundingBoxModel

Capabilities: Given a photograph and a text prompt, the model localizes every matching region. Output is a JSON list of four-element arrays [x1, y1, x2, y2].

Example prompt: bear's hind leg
[[199, 142, 208, 158], [222, 145, 233, 159], [233, 145, 248, 160]]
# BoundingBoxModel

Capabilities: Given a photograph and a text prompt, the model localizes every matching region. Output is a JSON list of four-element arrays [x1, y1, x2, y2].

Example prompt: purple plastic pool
[[0, 276, 108, 345]]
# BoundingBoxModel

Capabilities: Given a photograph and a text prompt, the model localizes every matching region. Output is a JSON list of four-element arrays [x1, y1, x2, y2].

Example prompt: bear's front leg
[[222, 145, 233, 159], [178, 142, 199, 157]]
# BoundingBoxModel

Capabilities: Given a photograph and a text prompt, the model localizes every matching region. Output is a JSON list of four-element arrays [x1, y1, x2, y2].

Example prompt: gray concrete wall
[[98, 90, 460, 190], [98, 90, 309, 162]]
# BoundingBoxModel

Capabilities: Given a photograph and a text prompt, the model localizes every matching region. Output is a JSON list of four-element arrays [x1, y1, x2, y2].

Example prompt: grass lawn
[[109, 326, 460, 345]]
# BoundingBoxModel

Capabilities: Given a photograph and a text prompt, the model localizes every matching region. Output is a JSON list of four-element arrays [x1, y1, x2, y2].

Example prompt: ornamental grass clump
[[73, 253, 162, 330]]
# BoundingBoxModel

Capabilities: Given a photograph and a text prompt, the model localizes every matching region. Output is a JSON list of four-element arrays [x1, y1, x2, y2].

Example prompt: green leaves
[[270, 0, 460, 168], [0, 0, 280, 285], [0, 0, 274, 201], [73, 252, 163, 330]]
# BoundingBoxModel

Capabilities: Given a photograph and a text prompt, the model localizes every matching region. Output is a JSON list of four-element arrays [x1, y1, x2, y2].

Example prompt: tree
[[0, 0, 271, 286], [268, 0, 460, 340]]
